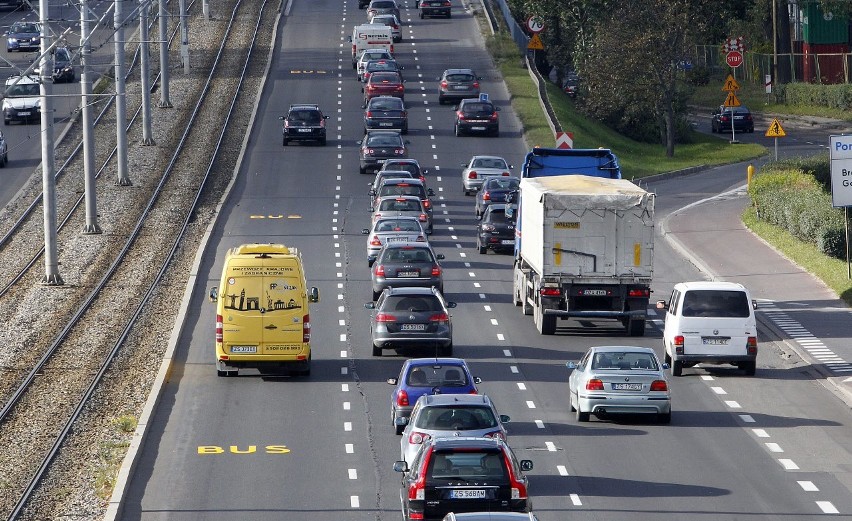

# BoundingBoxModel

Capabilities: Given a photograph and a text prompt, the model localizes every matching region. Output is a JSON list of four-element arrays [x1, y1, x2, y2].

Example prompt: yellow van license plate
[[231, 345, 258, 353]]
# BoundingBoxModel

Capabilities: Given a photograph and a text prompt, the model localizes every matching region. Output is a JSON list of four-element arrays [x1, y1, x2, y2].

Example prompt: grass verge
[[743, 206, 852, 306]]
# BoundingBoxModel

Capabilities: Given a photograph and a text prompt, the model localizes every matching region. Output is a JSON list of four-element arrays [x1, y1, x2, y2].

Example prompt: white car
[[356, 48, 393, 80], [361, 215, 427, 267], [460, 155, 513, 195], [2, 75, 40, 125]]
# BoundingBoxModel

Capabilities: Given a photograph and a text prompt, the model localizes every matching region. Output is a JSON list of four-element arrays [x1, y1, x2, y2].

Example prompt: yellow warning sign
[[527, 33, 544, 50], [723, 91, 741, 108], [722, 74, 740, 92], [765, 118, 786, 138]]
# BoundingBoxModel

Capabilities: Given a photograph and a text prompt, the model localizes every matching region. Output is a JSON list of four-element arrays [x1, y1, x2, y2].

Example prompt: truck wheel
[[671, 360, 683, 377], [627, 318, 646, 336], [535, 304, 556, 335]]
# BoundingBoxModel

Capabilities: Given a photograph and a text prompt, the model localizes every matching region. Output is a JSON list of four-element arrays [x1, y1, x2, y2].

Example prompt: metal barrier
[[695, 45, 852, 85], [492, 0, 529, 51]]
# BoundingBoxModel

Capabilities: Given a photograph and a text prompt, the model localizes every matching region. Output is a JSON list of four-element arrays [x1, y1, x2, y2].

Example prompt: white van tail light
[[673, 335, 684, 355], [216, 314, 223, 342], [303, 314, 311, 343], [747, 336, 758, 355]]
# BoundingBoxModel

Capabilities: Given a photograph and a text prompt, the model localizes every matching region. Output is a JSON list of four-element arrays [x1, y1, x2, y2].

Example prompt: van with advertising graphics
[[209, 244, 319, 377], [349, 23, 393, 69], [656, 281, 758, 377]]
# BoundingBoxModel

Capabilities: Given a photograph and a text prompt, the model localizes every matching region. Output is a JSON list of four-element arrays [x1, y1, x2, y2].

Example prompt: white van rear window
[[681, 290, 750, 318]]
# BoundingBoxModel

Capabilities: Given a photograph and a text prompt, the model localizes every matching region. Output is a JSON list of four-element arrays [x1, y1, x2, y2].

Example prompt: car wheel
[[575, 395, 590, 422], [742, 361, 757, 376], [710, 123, 716, 133], [454, 124, 461, 137], [320, 137, 327, 146], [372, 343, 382, 357], [282, 137, 288, 146], [419, 10, 423, 18], [658, 411, 672, 424], [372, 289, 382, 301], [671, 359, 683, 377], [298, 358, 311, 377], [393, 413, 404, 435], [478, 238, 487, 254]]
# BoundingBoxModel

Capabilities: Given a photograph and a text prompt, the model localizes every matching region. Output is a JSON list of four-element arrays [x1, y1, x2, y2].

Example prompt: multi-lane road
[[100, 0, 852, 519]]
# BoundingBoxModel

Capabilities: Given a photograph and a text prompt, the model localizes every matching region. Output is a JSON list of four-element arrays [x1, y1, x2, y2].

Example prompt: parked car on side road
[[711, 105, 754, 133]]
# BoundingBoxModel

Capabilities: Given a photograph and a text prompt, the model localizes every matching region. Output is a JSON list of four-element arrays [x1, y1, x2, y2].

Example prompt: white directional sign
[[829, 135, 852, 207]]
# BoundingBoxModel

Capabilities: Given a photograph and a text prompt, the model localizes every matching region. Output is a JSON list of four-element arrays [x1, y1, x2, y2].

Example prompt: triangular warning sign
[[722, 74, 740, 92], [764, 118, 786, 137], [723, 91, 741, 108], [527, 33, 544, 50]]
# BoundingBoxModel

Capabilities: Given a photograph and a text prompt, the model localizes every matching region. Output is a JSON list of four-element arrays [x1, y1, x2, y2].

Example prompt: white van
[[656, 281, 758, 377], [349, 23, 393, 68]]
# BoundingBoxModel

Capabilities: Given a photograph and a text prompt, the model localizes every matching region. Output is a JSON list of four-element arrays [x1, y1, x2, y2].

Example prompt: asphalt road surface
[[116, 0, 852, 519]]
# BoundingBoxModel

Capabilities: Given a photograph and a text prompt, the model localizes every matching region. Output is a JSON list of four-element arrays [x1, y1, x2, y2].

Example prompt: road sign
[[556, 131, 573, 149], [526, 16, 545, 34], [765, 118, 786, 138], [723, 91, 741, 108], [527, 33, 544, 50], [726, 50, 743, 68], [829, 135, 852, 207], [722, 74, 740, 91]]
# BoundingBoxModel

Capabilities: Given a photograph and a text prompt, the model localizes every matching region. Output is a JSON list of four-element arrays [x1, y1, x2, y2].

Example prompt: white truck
[[349, 24, 393, 68], [511, 175, 655, 336]]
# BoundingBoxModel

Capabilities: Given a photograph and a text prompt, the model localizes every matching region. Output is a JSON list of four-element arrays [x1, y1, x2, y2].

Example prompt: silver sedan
[[567, 346, 672, 423], [461, 155, 513, 195], [362, 216, 427, 267]]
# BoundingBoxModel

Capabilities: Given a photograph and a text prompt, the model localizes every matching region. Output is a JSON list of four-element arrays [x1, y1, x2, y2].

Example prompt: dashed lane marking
[[724, 400, 742, 408], [534, 420, 545, 429], [570, 494, 582, 506], [557, 465, 569, 476], [752, 429, 769, 438], [798, 481, 819, 492], [765, 443, 784, 453], [816, 501, 839, 514], [779, 459, 799, 470]]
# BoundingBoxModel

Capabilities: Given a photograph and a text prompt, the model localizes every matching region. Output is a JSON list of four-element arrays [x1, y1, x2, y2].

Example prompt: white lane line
[[339, 319, 346, 326], [526, 401, 536, 409], [816, 501, 839, 514], [778, 459, 799, 470], [557, 465, 569, 476], [752, 428, 769, 438], [700, 375, 714, 381], [341, 383, 349, 392], [798, 481, 819, 492], [490, 318, 499, 326], [510, 365, 519, 373], [765, 443, 784, 453], [503, 349, 512, 357], [348, 468, 357, 479], [350, 496, 360, 508], [739, 414, 755, 423], [345, 443, 354, 454], [341, 366, 348, 375], [724, 400, 741, 408], [517, 382, 527, 390], [534, 420, 545, 429], [484, 305, 492, 311], [497, 333, 505, 341], [344, 422, 352, 431], [545, 441, 557, 452], [711, 386, 727, 395], [570, 494, 582, 506], [340, 349, 347, 357], [343, 402, 351, 410]]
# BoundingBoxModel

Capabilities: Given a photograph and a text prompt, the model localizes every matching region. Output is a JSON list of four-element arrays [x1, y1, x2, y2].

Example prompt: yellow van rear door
[[261, 265, 307, 355], [220, 264, 266, 353]]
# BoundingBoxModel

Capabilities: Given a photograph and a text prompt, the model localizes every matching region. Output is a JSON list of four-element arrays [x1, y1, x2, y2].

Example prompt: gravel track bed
[[0, 0, 277, 517]]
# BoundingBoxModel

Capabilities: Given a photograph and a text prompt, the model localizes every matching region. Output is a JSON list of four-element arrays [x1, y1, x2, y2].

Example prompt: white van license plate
[[450, 489, 486, 499], [702, 338, 730, 345], [231, 345, 257, 353]]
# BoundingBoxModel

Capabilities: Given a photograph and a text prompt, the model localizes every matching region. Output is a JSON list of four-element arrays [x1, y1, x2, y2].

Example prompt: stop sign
[[726, 50, 743, 68]]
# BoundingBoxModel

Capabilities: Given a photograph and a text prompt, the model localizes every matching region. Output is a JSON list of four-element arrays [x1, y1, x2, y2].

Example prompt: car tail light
[[303, 314, 311, 342], [215, 314, 223, 342], [483, 430, 505, 440], [416, 235, 426, 242], [720, 115, 730, 123], [490, 111, 499, 121], [375, 264, 386, 276], [467, 171, 477, 179], [397, 389, 409, 406], [375, 313, 396, 322], [367, 148, 376, 154], [745, 114, 753, 121], [505, 453, 527, 499], [674, 335, 684, 355], [628, 288, 650, 297], [456, 111, 464, 120], [390, 44, 394, 54], [419, 213, 428, 222], [481, 224, 495, 232], [365, 111, 373, 118], [422, 199, 431, 209], [472, 81, 480, 88], [408, 448, 431, 500], [650, 380, 668, 392], [482, 191, 491, 201], [409, 431, 431, 444], [431, 265, 442, 276], [370, 235, 382, 246], [502, 172, 510, 176], [283, 119, 291, 128], [320, 118, 325, 128], [540, 287, 561, 297], [395, 85, 404, 92], [586, 379, 604, 391], [429, 312, 449, 323], [747, 336, 758, 355], [440, 80, 448, 88]]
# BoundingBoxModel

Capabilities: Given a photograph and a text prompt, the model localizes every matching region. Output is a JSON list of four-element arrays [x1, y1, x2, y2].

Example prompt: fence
[[491, 0, 529, 52], [696, 45, 852, 85]]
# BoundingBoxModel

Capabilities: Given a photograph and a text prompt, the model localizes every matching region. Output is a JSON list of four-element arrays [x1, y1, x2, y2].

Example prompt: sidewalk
[[661, 183, 852, 406]]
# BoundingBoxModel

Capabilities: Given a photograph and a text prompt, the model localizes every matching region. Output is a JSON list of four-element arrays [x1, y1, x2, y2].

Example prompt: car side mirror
[[495, 106, 501, 111], [655, 300, 668, 310], [395, 416, 408, 426], [436, 253, 445, 260], [520, 460, 533, 471], [476, 215, 482, 221], [662, 363, 671, 370], [356, 140, 363, 145], [324, 115, 329, 119], [508, 164, 514, 169], [499, 414, 510, 423], [308, 287, 320, 303], [348, 36, 352, 42], [752, 299, 758, 310], [369, 189, 377, 196], [209, 287, 219, 302], [393, 461, 408, 473], [278, 115, 284, 120], [422, 169, 429, 175], [365, 302, 376, 309], [362, 228, 370, 234], [473, 376, 482, 384], [445, 302, 457, 308], [427, 189, 434, 196], [565, 361, 578, 370]]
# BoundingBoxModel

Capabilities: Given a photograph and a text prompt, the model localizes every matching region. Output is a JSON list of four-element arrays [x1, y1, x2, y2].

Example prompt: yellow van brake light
[[303, 314, 311, 343], [216, 314, 223, 342]]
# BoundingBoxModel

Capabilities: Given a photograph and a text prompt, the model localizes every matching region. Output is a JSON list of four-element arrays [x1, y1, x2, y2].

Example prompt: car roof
[[289, 104, 320, 111], [406, 356, 468, 365], [374, 215, 421, 223], [377, 194, 421, 202], [385, 158, 419, 165], [469, 155, 505, 161], [443, 68, 475, 75], [366, 130, 403, 136], [589, 345, 657, 354], [419, 394, 489, 406], [674, 281, 748, 292], [429, 437, 504, 450], [379, 177, 424, 186], [388, 287, 441, 298]]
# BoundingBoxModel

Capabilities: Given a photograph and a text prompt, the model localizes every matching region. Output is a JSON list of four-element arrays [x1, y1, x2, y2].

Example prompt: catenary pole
[[81, 0, 101, 234], [115, 0, 131, 185], [40, 0, 62, 284], [179, 0, 189, 72], [140, 0, 155, 144], [158, 0, 171, 107]]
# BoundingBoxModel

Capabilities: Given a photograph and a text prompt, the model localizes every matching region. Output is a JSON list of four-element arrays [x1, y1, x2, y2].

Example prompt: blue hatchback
[[387, 358, 481, 434]]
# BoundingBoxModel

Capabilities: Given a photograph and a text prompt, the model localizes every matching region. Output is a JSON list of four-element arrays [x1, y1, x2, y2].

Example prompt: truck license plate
[[583, 289, 607, 296]]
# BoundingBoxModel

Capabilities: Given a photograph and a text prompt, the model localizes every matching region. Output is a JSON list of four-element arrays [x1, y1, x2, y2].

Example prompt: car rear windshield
[[681, 290, 751, 318], [446, 73, 474, 82], [379, 198, 421, 211], [385, 295, 441, 312], [382, 246, 433, 263], [289, 110, 321, 124], [591, 352, 658, 370], [414, 405, 497, 430], [485, 210, 512, 224], [372, 1, 395, 7], [428, 451, 507, 481], [406, 365, 468, 387], [367, 135, 402, 146], [472, 157, 506, 169], [463, 103, 494, 114], [376, 219, 420, 232], [370, 98, 403, 110], [380, 185, 424, 198], [384, 162, 417, 175], [486, 178, 519, 190]]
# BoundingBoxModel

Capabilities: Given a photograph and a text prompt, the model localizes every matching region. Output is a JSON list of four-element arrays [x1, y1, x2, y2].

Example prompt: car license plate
[[453, 85, 467, 90], [385, 236, 406, 242], [702, 337, 730, 345], [471, 126, 485, 130], [297, 128, 312, 133], [379, 122, 393, 126], [583, 289, 607, 296], [400, 323, 426, 331], [18, 111, 31, 116], [377, 159, 387, 163], [397, 271, 419, 277], [450, 489, 486, 499], [501, 240, 513, 245], [612, 383, 642, 391], [231, 345, 257, 353]]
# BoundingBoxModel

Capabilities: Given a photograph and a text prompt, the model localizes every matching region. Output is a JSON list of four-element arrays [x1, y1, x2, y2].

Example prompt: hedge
[[779, 82, 852, 112]]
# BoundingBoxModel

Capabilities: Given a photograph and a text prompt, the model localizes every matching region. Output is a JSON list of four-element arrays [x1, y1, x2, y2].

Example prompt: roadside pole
[[40, 0, 62, 284], [115, 0, 131, 185], [140, 0, 155, 145], [158, 0, 172, 107], [81, 0, 101, 234], [828, 135, 852, 279], [179, 0, 189, 73], [765, 118, 786, 161]]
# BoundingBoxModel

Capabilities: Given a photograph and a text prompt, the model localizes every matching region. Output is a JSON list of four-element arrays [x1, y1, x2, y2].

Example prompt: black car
[[438, 68, 480, 105], [280, 104, 328, 146], [365, 286, 456, 357], [476, 203, 516, 254], [711, 105, 754, 133], [365, 96, 408, 133], [454, 96, 500, 137], [393, 437, 533, 521], [370, 242, 445, 301], [419, 0, 451, 18], [359, 130, 409, 174], [475, 176, 519, 217], [51, 47, 75, 83]]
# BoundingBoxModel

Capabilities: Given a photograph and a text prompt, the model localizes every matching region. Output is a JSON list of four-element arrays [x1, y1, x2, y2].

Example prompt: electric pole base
[[41, 274, 65, 286], [141, 138, 156, 146], [83, 223, 103, 234], [157, 100, 173, 108], [116, 178, 133, 186]]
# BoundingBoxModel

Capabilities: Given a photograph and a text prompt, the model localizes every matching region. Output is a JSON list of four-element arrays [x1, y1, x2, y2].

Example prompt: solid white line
[[350, 496, 360, 508], [816, 501, 839, 514], [517, 383, 526, 390], [349, 468, 357, 479], [724, 400, 741, 408], [534, 420, 545, 429], [778, 459, 799, 470], [344, 422, 352, 431], [798, 480, 819, 492], [752, 428, 769, 438], [739, 414, 755, 422], [711, 386, 727, 395], [545, 441, 556, 452], [345, 443, 354, 454], [510, 366, 519, 373], [570, 494, 582, 506], [526, 401, 536, 409], [765, 442, 784, 453], [557, 465, 569, 476]]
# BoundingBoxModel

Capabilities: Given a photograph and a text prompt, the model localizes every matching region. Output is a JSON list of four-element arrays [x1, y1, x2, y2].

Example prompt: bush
[[783, 82, 852, 111], [817, 227, 848, 259]]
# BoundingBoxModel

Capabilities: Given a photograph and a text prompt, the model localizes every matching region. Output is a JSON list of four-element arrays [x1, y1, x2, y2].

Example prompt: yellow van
[[210, 244, 319, 377]]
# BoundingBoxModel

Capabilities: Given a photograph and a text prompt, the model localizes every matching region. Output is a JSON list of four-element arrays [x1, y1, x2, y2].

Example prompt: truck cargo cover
[[521, 176, 653, 211]]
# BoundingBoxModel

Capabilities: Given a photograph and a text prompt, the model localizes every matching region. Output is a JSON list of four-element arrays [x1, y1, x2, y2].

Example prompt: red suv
[[394, 437, 533, 521]]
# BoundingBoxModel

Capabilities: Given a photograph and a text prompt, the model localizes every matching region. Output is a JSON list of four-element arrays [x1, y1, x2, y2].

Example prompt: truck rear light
[[540, 287, 561, 297], [628, 288, 650, 297], [747, 336, 758, 355], [586, 379, 604, 390], [431, 265, 442, 276], [370, 235, 382, 246], [303, 314, 311, 342], [397, 389, 409, 406], [376, 313, 396, 322], [375, 264, 386, 276], [409, 431, 431, 444], [674, 335, 684, 355], [650, 380, 668, 392], [215, 314, 223, 342]]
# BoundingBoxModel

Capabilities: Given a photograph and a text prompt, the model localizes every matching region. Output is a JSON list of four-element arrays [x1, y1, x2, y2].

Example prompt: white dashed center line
[[517, 383, 526, 390], [534, 420, 545, 429], [570, 494, 582, 506], [752, 429, 769, 438], [345, 443, 354, 454], [545, 441, 557, 452], [557, 465, 569, 476], [816, 501, 839, 514], [526, 401, 536, 409], [798, 481, 819, 492], [350, 496, 360, 508], [765, 443, 784, 453], [348, 469, 357, 479], [778, 459, 799, 470]]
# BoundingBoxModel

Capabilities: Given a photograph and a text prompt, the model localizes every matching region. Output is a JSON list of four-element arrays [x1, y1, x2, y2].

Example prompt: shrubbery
[[749, 157, 848, 259], [779, 82, 852, 112]]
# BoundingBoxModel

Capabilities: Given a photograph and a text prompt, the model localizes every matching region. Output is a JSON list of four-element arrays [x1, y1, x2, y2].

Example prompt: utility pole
[[203, 0, 209, 20], [157, 0, 171, 107], [179, 0, 189, 73], [81, 0, 101, 234], [115, 0, 131, 185], [772, 0, 779, 97], [39, 0, 62, 284], [140, 0, 155, 145]]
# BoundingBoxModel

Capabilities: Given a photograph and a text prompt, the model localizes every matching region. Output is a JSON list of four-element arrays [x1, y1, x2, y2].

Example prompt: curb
[[102, 3, 285, 518]]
